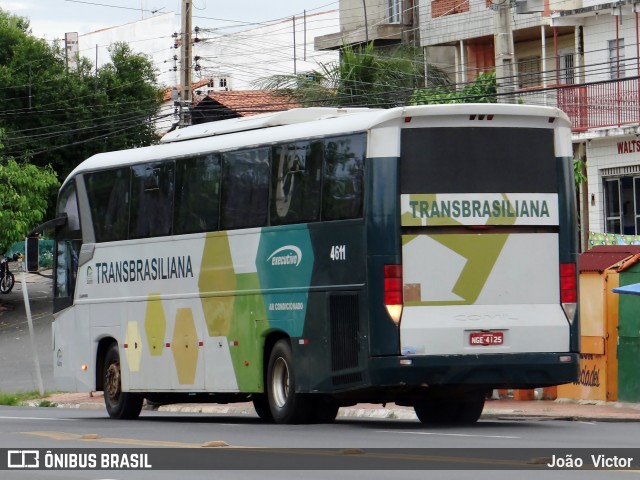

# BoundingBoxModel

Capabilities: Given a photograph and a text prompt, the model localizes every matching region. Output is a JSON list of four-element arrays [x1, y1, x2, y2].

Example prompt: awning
[[613, 283, 640, 296]]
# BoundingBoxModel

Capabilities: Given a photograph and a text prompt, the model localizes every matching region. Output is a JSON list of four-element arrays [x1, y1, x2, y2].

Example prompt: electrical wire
[[3, 0, 640, 144]]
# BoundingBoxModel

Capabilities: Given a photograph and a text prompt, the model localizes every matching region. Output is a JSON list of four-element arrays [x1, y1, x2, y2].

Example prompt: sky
[[2, 0, 339, 40]]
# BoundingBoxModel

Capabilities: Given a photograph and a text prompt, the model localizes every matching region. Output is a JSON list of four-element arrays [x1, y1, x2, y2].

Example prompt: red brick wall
[[431, 0, 470, 17]]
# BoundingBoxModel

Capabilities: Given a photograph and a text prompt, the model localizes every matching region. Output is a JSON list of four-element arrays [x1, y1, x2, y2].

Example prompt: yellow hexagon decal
[[125, 321, 142, 372], [144, 294, 166, 357], [172, 308, 199, 385], [199, 234, 236, 336]]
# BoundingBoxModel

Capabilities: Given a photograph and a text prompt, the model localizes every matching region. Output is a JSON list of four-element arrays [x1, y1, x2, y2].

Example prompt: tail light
[[560, 262, 577, 323], [384, 264, 403, 326], [560, 263, 577, 302]]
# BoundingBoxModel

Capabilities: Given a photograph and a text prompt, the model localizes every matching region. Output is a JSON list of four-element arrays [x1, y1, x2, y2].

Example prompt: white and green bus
[[46, 104, 579, 424]]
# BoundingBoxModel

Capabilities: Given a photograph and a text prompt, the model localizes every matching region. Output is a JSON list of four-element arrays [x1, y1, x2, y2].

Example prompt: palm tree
[[255, 43, 451, 108]]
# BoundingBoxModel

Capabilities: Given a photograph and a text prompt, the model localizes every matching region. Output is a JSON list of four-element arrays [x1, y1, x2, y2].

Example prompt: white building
[[194, 10, 340, 91], [552, 0, 640, 244], [79, 13, 178, 87]]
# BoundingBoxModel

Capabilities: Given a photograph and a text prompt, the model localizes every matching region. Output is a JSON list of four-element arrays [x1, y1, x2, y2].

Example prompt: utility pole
[[493, 0, 516, 103], [362, 0, 369, 44], [179, 0, 193, 127]]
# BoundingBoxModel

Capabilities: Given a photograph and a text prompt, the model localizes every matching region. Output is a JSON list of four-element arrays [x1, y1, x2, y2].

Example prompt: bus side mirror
[[26, 237, 39, 273]]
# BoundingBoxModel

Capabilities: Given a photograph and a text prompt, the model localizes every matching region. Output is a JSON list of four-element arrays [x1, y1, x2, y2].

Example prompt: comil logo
[[8, 450, 39, 468], [267, 245, 302, 267]]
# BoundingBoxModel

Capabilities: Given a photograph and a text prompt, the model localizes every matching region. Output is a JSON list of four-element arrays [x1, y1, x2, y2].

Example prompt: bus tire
[[252, 394, 274, 422], [457, 396, 485, 423], [266, 339, 312, 424], [310, 396, 339, 424], [414, 393, 485, 425], [103, 343, 143, 420]]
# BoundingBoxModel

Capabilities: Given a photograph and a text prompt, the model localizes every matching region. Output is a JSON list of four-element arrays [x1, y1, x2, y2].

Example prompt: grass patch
[[0, 391, 53, 406]]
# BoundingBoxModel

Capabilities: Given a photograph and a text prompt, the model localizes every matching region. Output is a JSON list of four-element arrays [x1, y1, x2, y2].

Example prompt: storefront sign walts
[[617, 140, 640, 154]]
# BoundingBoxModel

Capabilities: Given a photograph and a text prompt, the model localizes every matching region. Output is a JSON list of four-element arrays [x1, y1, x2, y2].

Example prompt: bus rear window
[[400, 127, 557, 194]]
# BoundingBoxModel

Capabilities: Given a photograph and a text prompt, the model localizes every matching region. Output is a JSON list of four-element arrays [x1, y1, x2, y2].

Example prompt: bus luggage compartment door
[[399, 232, 570, 357]]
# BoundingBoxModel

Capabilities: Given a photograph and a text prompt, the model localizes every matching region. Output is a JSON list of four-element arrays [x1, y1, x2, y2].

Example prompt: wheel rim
[[271, 357, 289, 408], [105, 361, 121, 403]]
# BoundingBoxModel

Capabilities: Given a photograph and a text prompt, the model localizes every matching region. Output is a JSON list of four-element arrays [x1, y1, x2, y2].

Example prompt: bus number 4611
[[330, 245, 346, 261]]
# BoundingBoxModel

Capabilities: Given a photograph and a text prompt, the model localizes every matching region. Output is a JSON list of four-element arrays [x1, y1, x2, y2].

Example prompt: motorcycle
[[0, 253, 21, 294]]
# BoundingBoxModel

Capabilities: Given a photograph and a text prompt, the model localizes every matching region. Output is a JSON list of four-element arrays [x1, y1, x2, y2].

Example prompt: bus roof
[[62, 104, 570, 189], [160, 107, 380, 143]]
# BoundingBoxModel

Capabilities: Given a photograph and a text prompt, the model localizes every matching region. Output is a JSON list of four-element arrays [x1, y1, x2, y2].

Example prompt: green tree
[[256, 43, 451, 108], [0, 129, 59, 251], [0, 8, 163, 183], [410, 71, 497, 105]]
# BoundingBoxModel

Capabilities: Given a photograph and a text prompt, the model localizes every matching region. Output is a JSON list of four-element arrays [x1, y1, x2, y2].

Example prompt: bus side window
[[221, 148, 270, 230], [174, 154, 221, 234], [130, 162, 175, 239], [322, 134, 366, 221], [270, 141, 322, 225], [85, 168, 130, 242]]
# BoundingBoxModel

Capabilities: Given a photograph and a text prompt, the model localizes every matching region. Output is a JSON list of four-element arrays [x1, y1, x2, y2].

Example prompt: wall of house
[[420, 0, 493, 45], [582, 0, 614, 7], [585, 136, 640, 233], [515, 32, 575, 86], [581, 13, 640, 84], [420, 0, 544, 46], [465, 43, 494, 80], [340, 0, 393, 33]]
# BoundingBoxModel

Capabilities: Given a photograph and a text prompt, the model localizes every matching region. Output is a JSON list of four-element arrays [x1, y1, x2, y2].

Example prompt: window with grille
[[608, 39, 625, 80], [518, 56, 542, 88], [560, 53, 575, 84], [389, 0, 401, 23]]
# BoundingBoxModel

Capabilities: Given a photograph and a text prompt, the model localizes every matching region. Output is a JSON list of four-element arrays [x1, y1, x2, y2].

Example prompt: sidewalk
[[32, 392, 640, 422], [14, 269, 53, 285]]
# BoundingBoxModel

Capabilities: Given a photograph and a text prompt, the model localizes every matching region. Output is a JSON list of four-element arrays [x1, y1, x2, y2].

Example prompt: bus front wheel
[[103, 343, 143, 420], [266, 339, 312, 424]]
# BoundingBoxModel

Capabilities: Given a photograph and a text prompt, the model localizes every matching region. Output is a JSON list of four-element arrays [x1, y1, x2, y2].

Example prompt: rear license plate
[[469, 331, 504, 346]]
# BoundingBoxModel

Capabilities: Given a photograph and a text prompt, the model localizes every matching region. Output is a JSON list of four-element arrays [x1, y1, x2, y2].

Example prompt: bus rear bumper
[[369, 352, 579, 389]]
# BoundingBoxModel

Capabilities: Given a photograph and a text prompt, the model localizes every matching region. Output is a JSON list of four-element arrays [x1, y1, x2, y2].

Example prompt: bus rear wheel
[[310, 396, 340, 423], [103, 343, 143, 419], [266, 339, 312, 424], [414, 392, 485, 425]]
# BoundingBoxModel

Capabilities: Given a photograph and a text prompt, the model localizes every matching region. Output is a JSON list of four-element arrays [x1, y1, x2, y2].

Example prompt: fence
[[7, 239, 54, 269], [515, 78, 640, 132]]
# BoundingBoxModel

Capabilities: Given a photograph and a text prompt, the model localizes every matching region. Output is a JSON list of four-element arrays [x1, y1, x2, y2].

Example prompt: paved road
[[1, 406, 639, 479], [0, 270, 55, 392]]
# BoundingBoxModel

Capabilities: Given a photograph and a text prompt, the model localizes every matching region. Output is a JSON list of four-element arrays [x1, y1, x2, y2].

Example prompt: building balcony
[[515, 77, 640, 132], [557, 78, 640, 132]]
